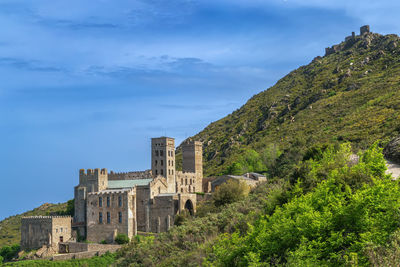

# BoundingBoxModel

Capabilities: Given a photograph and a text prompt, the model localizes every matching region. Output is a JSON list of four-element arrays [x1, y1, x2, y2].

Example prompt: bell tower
[[151, 137, 176, 193]]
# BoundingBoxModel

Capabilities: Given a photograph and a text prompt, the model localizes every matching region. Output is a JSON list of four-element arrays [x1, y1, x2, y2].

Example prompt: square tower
[[151, 137, 176, 192], [182, 140, 203, 178]]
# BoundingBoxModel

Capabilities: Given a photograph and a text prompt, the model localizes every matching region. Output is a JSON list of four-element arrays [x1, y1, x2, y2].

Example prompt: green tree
[[213, 180, 250, 207]]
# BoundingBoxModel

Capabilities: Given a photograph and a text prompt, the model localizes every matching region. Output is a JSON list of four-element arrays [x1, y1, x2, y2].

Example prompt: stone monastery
[[21, 137, 205, 253], [74, 137, 203, 243]]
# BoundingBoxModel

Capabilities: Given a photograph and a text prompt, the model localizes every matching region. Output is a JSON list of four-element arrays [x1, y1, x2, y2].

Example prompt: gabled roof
[[107, 179, 153, 189]]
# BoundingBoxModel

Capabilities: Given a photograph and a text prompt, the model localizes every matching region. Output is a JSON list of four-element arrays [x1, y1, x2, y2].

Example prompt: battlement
[[109, 170, 152, 180], [21, 216, 72, 224], [79, 168, 107, 176]]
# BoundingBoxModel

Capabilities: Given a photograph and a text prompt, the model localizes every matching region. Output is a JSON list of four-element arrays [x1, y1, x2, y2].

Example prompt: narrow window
[[99, 197, 103, 207], [181, 188, 183, 193], [185, 179, 187, 185], [56, 229, 58, 233], [172, 170, 174, 175], [118, 212, 122, 223], [155, 160, 158, 166], [118, 196, 122, 207], [160, 150, 164, 156], [161, 169, 164, 175], [193, 187, 195, 192], [155, 170, 158, 175], [181, 178, 183, 184], [107, 212, 111, 224], [168, 169, 170, 175], [99, 212, 103, 223], [61, 228, 63, 232], [172, 161, 174, 166], [107, 196, 110, 207], [155, 150, 159, 156], [190, 179, 192, 185], [161, 160, 163, 166], [168, 160, 170, 166]]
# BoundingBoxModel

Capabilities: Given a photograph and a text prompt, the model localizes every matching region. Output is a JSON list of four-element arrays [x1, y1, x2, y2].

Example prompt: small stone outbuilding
[[21, 216, 72, 251]]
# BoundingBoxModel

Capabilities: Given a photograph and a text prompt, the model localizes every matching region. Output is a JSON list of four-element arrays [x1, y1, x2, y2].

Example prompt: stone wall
[[108, 170, 152, 180], [74, 168, 108, 236], [21, 216, 71, 250], [149, 195, 177, 233], [86, 189, 136, 243], [176, 171, 202, 194], [136, 185, 150, 232], [182, 140, 203, 178]]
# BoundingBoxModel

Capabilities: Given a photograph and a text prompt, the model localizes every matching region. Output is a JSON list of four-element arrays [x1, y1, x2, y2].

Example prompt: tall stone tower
[[151, 137, 176, 193], [182, 140, 203, 178], [74, 168, 108, 237]]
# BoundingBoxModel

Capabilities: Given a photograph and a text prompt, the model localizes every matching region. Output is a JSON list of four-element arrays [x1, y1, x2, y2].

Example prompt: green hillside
[[181, 30, 400, 176], [0, 202, 70, 247]]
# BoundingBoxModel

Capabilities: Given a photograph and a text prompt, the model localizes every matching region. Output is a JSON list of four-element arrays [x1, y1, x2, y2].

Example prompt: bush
[[100, 240, 107, 244], [115, 233, 129, 245], [0, 255, 3, 263], [0, 244, 20, 261], [212, 180, 250, 207]]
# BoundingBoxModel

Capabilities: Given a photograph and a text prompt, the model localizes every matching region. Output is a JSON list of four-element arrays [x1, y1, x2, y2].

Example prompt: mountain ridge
[[179, 26, 400, 176]]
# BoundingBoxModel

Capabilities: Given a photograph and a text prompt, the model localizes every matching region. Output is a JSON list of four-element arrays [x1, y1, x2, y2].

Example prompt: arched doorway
[[184, 200, 194, 216]]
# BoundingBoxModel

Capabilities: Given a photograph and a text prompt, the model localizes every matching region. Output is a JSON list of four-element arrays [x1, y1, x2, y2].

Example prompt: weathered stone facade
[[73, 136, 203, 243], [21, 216, 72, 250]]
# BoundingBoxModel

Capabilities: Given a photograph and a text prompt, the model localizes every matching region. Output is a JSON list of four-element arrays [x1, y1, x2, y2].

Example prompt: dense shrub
[[212, 180, 250, 207], [115, 233, 130, 245], [3, 252, 116, 266], [208, 143, 398, 266], [0, 244, 20, 262]]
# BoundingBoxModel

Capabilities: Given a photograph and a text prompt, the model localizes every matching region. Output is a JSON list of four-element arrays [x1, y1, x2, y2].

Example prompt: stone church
[[73, 137, 203, 243]]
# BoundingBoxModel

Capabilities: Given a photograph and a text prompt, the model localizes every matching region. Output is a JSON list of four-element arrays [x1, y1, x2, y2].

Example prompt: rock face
[[384, 136, 400, 164]]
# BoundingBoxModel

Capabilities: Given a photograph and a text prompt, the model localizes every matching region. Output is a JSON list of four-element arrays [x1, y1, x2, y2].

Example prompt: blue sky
[[1, 0, 400, 220]]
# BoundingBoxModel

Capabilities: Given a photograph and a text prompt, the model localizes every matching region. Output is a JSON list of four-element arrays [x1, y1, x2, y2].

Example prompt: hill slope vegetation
[[180, 30, 400, 176]]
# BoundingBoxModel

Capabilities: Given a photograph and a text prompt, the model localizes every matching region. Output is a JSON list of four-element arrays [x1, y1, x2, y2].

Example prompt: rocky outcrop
[[383, 136, 400, 164]]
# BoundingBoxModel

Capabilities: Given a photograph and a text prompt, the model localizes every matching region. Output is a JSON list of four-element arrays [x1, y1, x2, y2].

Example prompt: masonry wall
[[21, 217, 52, 250], [149, 195, 177, 233], [74, 168, 108, 237], [176, 171, 202, 193], [51, 217, 72, 246], [21, 216, 71, 250], [136, 186, 150, 232], [86, 189, 136, 243], [108, 170, 152, 180]]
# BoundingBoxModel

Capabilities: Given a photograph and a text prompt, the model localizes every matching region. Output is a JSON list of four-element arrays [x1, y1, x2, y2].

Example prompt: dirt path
[[386, 160, 400, 179]]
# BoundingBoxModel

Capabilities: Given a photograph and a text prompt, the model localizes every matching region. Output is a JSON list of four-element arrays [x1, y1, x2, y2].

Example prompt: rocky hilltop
[[179, 25, 400, 176]]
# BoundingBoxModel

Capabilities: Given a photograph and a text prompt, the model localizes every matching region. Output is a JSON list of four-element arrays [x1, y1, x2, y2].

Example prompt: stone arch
[[184, 199, 194, 216]]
